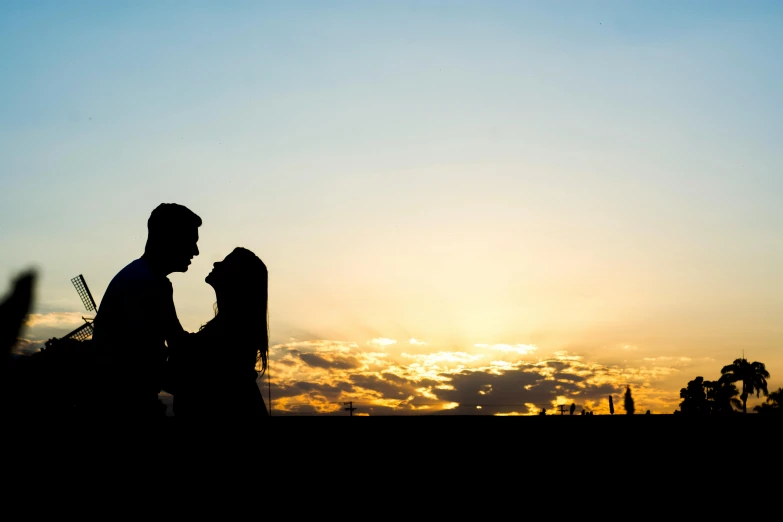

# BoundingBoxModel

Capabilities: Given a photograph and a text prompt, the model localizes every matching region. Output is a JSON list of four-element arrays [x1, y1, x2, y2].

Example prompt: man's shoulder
[[113, 259, 150, 279], [104, 260, 172, 301], [111, 259, 170, 286]]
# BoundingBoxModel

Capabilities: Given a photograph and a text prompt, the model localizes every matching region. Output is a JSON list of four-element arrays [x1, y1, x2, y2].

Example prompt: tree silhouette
[[719, 358, 770, 414], [608, 395, 614, 415], [624, 386, 635, 415], [753, 387, 783, 414], [679, 376, 710, 415], [569, 403, 575, 416], [703, 379, 741, 414]]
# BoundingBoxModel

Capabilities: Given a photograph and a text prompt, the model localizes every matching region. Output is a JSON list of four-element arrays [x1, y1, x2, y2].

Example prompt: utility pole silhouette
[[343, 401, 357, 416], [557, 404, 568, 415]]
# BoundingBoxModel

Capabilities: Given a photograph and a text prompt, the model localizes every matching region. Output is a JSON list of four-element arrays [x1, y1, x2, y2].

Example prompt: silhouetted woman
[[165, 247, 269, 418]]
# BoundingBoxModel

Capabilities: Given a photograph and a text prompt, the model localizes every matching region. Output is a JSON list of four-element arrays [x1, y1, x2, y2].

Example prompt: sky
[[2, 1, 782, 415]]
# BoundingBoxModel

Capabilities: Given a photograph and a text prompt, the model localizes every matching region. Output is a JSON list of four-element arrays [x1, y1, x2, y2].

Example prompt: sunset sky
[[2, 1, 782, 415]]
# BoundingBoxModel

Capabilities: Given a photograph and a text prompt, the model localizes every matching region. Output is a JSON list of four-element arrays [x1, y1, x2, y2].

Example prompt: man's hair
[[146, 203, 201, 242]]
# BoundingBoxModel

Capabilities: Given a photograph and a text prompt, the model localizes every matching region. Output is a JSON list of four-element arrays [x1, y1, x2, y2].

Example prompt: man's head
[[145, 203, 202, 274]]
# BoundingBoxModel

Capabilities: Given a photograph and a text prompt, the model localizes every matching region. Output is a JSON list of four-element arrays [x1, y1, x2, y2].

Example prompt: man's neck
[[140, 253, 170, 278]]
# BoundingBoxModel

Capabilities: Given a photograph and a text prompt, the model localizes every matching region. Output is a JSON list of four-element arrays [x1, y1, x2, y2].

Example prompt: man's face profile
[[169, 227, 199, 273], [146, 203, 202, 275]]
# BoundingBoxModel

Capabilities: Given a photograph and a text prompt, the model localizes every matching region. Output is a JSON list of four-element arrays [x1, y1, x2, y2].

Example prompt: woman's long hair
[[203, 247, 269, 376]]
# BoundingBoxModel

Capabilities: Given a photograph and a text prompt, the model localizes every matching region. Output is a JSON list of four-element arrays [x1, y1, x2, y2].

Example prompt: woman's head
[[205, 247, 269, 374], [206, 247, 266, 295]]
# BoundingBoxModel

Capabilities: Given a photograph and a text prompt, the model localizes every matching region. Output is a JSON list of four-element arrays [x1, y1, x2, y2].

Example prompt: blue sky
[[2, 1, 782, 414]]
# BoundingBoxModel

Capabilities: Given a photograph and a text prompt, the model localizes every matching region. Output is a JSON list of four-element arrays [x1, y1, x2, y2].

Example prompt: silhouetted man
[[92, 203, 201, 418]]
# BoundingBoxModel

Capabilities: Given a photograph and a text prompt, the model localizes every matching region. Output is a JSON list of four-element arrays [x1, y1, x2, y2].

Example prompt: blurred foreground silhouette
[[1, 271, 35, 369], [1, 270, 106, 418]]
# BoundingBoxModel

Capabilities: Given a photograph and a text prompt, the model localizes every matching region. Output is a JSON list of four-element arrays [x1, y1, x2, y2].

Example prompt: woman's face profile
[[205, 250, 243, 289]]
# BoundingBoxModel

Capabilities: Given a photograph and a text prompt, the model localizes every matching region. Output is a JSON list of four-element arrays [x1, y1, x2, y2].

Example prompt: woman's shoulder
[[189, 320, 220, 341]]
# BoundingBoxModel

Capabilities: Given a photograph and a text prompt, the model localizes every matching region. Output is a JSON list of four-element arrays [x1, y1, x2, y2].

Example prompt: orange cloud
[[263, 339, 688, 416]]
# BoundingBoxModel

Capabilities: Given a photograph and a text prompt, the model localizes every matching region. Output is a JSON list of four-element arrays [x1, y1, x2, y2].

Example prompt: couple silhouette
[[91, 203, 269, 419]]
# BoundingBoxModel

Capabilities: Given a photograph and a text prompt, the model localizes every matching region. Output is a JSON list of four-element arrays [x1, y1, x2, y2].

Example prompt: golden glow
[[490, 360, 513, 369], [369, 337, 397, 347], [475, 343, 538, 355], [252, 339, 738, 415], [416, 387, 438, 400]]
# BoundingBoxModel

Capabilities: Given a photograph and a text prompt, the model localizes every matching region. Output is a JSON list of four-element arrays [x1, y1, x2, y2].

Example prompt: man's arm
[[159, 279, 190, 359]]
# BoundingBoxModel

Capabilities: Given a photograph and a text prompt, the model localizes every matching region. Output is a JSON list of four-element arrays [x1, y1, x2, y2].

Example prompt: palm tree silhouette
[[753, 387, 783, 414], [719, 358, 770, 414], [766, 387, 783, 408], [704, 379, 741, 414]]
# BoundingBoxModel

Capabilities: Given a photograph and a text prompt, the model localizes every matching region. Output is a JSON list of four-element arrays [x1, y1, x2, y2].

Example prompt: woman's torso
[[169, 321, 268, 418]]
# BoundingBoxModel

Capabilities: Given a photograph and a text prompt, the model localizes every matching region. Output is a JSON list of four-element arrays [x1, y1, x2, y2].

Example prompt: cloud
[[273, 339, 360, 353], [369, 337, 397, 348], [20, 312, 90, 342], [265, 341, 685, 416], [475, 343, 537, 355], [641, 356, 693, 368], [300, 352, 363, 370], [409, 338, 427, 345], [11, 338, 44, 355], [24, 312, 86, 329]]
